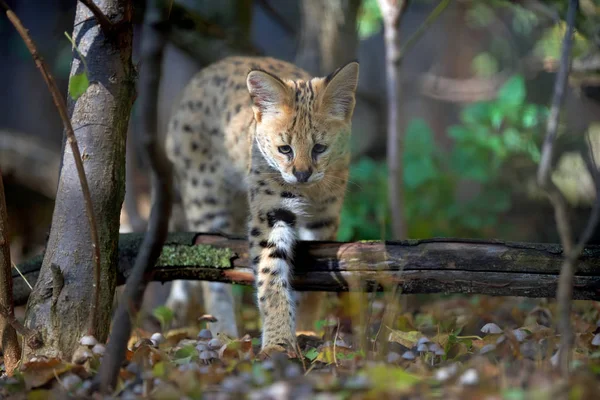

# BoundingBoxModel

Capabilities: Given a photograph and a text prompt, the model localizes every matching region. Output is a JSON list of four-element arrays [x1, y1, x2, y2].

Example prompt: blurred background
[[3, 0, 600, 270]]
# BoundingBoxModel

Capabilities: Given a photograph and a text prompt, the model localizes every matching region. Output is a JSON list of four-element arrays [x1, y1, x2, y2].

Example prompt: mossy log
[[13, 232, 600, 304]]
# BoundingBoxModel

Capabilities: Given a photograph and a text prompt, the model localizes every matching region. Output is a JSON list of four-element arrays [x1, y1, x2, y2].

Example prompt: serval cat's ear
[[319, 61, 359, 122], [247, 69, 292, 123]]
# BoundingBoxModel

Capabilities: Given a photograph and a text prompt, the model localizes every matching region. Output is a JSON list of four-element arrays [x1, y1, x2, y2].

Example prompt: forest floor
[[1, 294, 600, 399]]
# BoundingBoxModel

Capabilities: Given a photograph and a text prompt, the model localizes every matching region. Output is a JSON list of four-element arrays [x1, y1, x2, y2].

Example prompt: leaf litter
[[1, 295, 600, 399]]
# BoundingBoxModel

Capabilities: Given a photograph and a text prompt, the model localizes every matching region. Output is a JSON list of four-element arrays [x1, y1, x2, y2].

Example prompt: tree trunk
[[295, 0, 360, 75], [378, 0, 407, 240], [23, 0, 135, 360], [0, 173, 20, 375]]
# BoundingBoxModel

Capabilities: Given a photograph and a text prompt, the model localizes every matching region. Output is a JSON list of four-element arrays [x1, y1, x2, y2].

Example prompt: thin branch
[[78, 0, 115, 35], [535, 0, 579, 378], [398, 0, 450, 60], [256, 0, 296, 35], [0, 0, 102, 337], [97, 0, 172, 392], [537, 1, 578, 188]]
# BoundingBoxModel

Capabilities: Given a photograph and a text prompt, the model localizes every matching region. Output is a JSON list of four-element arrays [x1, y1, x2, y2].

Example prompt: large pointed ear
[[247, 69, 291, 123], [319, 61, 360, 122]]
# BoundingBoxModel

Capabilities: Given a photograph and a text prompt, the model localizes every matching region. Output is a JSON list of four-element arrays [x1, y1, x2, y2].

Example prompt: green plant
[[339, 74, 548, 241]]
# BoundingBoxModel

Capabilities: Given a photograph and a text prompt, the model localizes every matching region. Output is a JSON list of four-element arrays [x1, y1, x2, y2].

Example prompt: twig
[[537, 0, 578, 188], [97, 0, 173, 392], [535, 0, 580, 378], [0, 0, 102, 338], [78, 0, 114, 35], [12, 261, 32, 290], [256, 0, 296, 35], [398, 0, 450, 60]]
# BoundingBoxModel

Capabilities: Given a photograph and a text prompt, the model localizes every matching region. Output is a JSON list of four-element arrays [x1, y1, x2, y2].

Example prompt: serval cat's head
[[247, 61, 359, 185]]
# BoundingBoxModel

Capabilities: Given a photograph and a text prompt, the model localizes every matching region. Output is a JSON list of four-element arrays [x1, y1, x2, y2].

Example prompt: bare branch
[[0, 172, 20, 375], [78, 0, 114, 35], [537, 1, 578, 188], [398, 0, 450, 60], [0, 0, 102, 337], [535, 0, 580, 378], [256, 0, 296, 35], [97, 0, 172, 392]]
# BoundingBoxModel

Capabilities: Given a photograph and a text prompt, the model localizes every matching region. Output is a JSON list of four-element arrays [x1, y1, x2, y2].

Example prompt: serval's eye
[[278, 145, 293, 155], [312, 144, 327, 154]]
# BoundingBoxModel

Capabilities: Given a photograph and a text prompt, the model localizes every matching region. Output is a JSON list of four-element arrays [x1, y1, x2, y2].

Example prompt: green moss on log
[[157, 244, 234, 268]]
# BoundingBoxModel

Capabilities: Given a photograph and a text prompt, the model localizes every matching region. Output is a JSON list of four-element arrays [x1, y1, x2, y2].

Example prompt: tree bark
[[377, 0, 408, 240], [0, 173, 20, 376], [23, 0, 134, 361], [98, 0, 172, 390], [14, 234, 600, 303]]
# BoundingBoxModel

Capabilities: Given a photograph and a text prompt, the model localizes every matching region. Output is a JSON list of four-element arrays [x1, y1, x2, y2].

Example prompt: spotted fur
[[165, 56, 359, 352]]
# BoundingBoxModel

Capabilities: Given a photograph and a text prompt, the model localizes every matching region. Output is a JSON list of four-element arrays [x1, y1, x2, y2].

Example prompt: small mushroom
[[458, 368, 479, 386], [208, 338, 223, 350], [150, 332, 166, 346], [72, 346, 93, 365], [92, 343, 106, 356], [79, 335, 98, 347], [480, 323, 503, 334], [198, 329, 213, 340]]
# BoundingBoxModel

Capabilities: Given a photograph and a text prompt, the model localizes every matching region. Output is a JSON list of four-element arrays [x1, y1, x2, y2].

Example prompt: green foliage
[[533, 22, 590, 61], [153, 305, 175, 331], [64, 32, 90, 100], [472, 52, 499, 77], [173, 345, 198, 365], [337, 157, 390, 241], [68, 72, 89, 100], [357, 0, 382, 39], [304, 347, 319, 361], [339, 74, 547, 241]]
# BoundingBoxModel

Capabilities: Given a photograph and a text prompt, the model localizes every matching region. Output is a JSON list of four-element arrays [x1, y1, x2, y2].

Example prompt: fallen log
[[13, 232, 600, 305]]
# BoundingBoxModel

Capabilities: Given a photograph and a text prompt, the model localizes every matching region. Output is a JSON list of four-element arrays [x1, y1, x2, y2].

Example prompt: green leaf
[[472, 52, 499, 78], [521, 104, 539, 128], [152, 361, 167, 377], [404, 158, 437, 189], [304, 347, 319, 362], [497, 75, 525, 108], [173, 345, 197, 365], [460, 103, 491, 126], [388, 329, 421, 348], [69, 72, 89, 100], [153, 305, 174, 331], [362, 365, 422, 393]]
